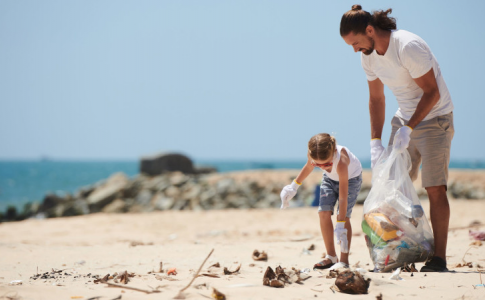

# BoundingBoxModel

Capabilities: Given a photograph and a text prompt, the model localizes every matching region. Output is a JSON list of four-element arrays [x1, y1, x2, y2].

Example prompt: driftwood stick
[[105, 282, 160, 294], [179, 248, 214, 293], [461, 246, 478, 264]]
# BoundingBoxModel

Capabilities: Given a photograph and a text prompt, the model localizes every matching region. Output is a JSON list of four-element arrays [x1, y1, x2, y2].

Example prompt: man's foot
[[313, 255, 338, 270], [420, 256, 448, 272]]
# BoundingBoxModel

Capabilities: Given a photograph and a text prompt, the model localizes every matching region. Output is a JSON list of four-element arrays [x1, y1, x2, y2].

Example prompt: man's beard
[[362, 36, 375, 55]]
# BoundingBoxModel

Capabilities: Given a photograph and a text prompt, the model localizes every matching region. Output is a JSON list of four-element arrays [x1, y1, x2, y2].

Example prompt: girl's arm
[[294, 154, 315, 184], [336, 149, 350, 221]]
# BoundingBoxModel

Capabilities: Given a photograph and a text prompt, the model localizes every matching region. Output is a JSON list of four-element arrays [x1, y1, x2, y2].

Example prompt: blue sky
[[0, 0, 483, 161]]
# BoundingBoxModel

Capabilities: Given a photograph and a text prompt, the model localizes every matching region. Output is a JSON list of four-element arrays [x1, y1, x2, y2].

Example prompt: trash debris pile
[[362, 147, 434, 272], [263, 266, 311, 288]]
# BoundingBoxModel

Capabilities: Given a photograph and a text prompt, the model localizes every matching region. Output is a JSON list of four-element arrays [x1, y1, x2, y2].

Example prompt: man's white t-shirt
[[361, 30, 454, 121]]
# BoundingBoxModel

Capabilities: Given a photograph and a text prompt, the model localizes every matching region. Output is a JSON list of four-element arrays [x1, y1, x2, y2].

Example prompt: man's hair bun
[[351, 4, 362, 11]]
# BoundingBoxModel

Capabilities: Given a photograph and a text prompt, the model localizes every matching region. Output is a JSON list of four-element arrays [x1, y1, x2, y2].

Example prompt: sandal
[[313, 255, 338, 270]]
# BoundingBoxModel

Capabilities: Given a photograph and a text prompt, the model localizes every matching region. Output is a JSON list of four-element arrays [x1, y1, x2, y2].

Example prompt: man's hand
[[370, 139, 385, 168], [334, 221, 349, 253], [393, 126, 413, 152], [280, 180, 300, 209]]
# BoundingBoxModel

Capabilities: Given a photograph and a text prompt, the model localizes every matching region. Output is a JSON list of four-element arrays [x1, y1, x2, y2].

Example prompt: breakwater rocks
[[2, 169, 485, 222], [3, 171, 316, 221]]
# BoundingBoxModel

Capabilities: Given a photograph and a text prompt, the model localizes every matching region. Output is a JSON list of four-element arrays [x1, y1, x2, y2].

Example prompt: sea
[[1, 159, 484, 211]]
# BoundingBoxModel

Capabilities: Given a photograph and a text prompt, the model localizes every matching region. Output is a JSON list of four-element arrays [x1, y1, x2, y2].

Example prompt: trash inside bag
[[362, 146, 434, 272]]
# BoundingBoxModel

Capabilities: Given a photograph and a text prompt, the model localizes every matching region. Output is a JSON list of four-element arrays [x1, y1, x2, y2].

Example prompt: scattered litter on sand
[[401, 263, 418, 272], [470, 230, 485, 241], [389, 268, 403, 281], [263, 265, 311, 288], [470, 240, 482, 246], [200, 273, 220, 278], [211, 288, 226, 300], [167, 268, 178, 276], [252, 250, 268, 261], [223, 264, 241, 275], [8, 280, 22, 286]]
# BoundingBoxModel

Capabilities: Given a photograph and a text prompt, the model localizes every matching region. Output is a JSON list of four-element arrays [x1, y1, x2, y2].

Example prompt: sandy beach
[[1, 171, 485, 300]]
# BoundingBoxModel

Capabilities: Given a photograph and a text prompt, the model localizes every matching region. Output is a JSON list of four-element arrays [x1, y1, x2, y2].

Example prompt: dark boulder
[[140, 153, 195, 176]]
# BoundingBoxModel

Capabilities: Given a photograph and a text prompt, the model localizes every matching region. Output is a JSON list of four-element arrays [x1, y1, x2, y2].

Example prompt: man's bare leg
[[425, 185, 449, 260]]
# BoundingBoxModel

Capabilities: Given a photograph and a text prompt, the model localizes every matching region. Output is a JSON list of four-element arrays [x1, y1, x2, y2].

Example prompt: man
[[340, 5, 454, 272]]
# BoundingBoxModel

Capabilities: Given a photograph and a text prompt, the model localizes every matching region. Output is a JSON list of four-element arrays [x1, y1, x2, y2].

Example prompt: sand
[[1, 172, 485, 299]]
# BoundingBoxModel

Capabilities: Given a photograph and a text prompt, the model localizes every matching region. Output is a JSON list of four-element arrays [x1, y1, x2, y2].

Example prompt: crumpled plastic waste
[[389, 268, 403, 281], [469, 230, 485, 241]]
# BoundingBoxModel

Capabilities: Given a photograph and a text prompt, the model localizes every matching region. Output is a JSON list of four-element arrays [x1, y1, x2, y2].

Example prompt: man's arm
[[407, 68, 440, 129], [368, 78, 386, 139]]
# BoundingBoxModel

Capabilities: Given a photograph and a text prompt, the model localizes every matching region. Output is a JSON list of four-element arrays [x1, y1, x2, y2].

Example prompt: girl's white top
[[324, 145, 362, 181]]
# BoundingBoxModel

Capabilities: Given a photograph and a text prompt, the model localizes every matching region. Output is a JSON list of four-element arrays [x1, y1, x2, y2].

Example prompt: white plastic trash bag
[[362, 146, 434, 272]]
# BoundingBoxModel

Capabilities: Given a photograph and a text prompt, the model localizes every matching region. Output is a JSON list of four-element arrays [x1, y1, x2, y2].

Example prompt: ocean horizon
[[1, 159, 484, 211]]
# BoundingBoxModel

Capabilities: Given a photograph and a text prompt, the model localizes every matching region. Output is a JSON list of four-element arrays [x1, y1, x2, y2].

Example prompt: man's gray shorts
[[389, 112, 454, 188], [318, 173, 362, 218]]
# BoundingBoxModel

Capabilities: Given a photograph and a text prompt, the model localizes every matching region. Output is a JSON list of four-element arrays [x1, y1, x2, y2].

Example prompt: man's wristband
[[293, 179, 302, 185]]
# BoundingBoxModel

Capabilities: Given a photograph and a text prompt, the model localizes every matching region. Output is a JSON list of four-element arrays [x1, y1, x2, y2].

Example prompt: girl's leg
[[318, 211, 337, 261], [339, 216, 352, 265]]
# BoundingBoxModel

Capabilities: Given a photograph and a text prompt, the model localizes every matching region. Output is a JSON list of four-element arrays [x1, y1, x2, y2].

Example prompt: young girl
[[280, 133, 363, 270]]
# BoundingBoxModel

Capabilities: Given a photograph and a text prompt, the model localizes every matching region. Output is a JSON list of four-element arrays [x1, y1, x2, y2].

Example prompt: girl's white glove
[[334, 221, 349, 253], [370, 139, 385, 169], [280, 181, 300, 209]]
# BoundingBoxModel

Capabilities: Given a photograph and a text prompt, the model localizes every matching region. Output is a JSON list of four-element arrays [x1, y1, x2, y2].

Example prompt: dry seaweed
[[470, 240, 483, 246], [200, 273, 220, 278], [209, 262, 220, 268], [211, 288, 226, 300], [402, 263, 418, 272], [223, 264, 241, 275], [117, 271, 129, 284], [263, 265, 310, 287], [263, 266, 276, 286], [252, 250, 268, 261], [274, 266, 291, 284], [326, 270, 339, 279], [94, 274, 110, 284], [269, 280, 284, 288]]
